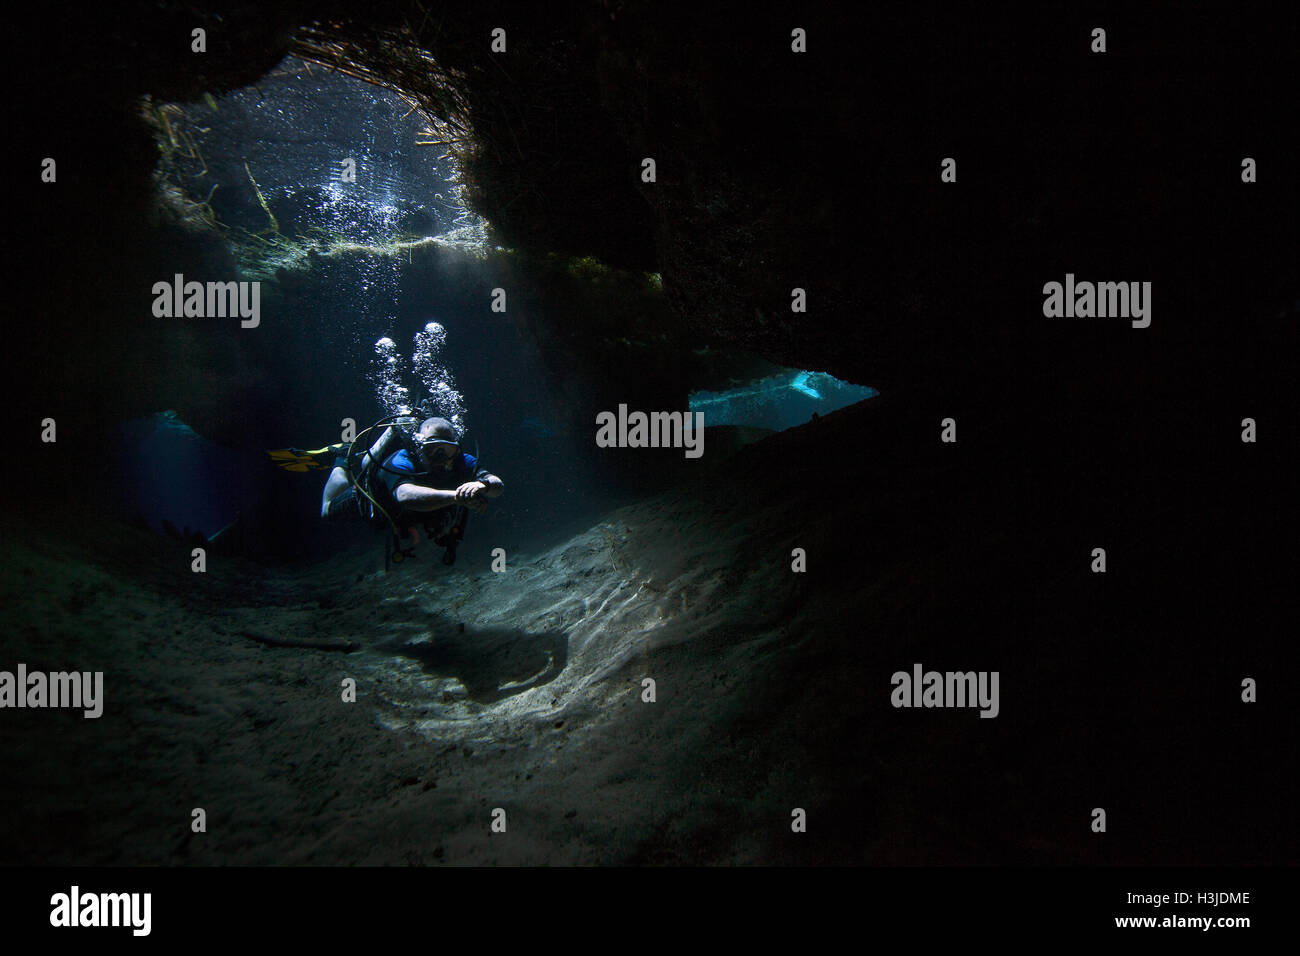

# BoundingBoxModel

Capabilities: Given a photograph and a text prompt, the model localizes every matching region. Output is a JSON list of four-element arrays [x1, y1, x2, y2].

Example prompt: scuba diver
[[317, 412, 503, 568]]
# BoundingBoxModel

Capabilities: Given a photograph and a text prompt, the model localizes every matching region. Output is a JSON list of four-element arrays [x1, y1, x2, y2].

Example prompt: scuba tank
[[362, 416, 420, 474], [344, 412, 420, 529], [365, 397, 436, 480]]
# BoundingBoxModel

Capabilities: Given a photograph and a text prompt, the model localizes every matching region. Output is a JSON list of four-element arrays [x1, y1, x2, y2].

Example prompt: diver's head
[[416, 417, 460, 470]]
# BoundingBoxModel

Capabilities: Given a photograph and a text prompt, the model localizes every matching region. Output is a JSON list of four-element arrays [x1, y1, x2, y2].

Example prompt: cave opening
[[148, 51, 485, 278], [689, 367, 877, 434]]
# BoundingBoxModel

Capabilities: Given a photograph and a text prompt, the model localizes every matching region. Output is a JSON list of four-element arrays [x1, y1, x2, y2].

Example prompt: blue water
[[689, 370, 876, 431], [113, 411, 252, 539]]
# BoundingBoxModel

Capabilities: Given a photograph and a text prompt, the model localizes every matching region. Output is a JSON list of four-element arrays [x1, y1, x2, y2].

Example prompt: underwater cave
[[2, 0, 1295, 901]]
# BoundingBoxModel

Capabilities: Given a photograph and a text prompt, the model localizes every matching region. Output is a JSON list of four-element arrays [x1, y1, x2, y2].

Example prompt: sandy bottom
[[1, 461, 839, 865], [3, 397, 1284, 865]]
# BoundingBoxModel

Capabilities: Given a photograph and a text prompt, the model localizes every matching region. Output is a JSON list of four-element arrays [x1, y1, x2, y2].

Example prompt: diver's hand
[[464, 497, 489, 514], [455, 481, 490, 503]]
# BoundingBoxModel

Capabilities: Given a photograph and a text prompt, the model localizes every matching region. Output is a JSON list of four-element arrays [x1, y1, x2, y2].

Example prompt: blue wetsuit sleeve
[[377, 450, 419, 497]]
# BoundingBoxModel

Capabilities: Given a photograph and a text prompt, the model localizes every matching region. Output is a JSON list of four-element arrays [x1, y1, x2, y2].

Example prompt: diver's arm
[[393, 484, 462, 511], [453, 475, 502, 502]]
